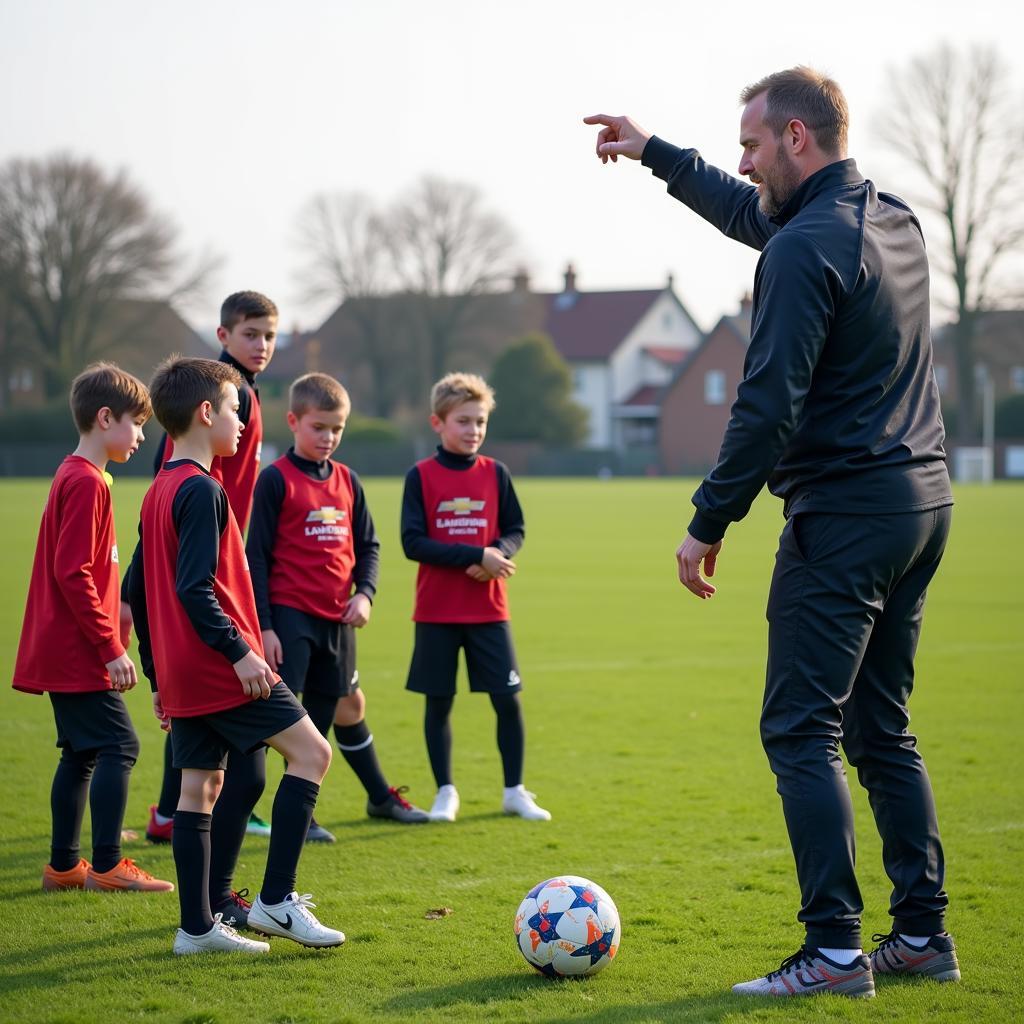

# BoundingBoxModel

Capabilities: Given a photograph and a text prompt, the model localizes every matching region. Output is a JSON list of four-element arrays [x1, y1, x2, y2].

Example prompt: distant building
[[658, 295, 752, 475], [931, 310, 1024, 410]]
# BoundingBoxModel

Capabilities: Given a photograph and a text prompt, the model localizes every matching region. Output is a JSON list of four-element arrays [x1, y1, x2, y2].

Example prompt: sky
[[2, 0, 1021, 336]]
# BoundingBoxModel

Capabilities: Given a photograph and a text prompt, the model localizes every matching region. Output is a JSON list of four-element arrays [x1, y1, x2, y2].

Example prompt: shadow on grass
[[380, 972, 816, 1022]]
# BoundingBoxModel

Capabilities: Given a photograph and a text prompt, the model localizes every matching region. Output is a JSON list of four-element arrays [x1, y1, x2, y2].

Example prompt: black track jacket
[[642, 138, 952, 544]]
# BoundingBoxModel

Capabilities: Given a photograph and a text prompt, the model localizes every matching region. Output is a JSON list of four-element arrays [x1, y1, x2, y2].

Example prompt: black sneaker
[[367, 786, 430, 823], [213, 887, 253, 930], [868, 931, 961, 982], [305, 818, 336, 844]]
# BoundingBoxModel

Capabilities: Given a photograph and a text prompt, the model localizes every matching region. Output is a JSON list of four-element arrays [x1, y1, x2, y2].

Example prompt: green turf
[[1, 476, 1021, 1023]]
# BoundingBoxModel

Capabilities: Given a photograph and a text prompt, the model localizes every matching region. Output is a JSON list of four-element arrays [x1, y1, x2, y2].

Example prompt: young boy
[[13, 363, 173, 894], [143, 290, 278, 844], [401, 372, 550, 823], [247, 373, 429, 840], [127, 356, 343, 955]]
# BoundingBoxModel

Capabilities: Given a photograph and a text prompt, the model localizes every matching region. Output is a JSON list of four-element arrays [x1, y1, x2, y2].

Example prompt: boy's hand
[[119, 601, 133, 648], [152, 692, 170, 732], [262, 629, 283, 672], [106, 652, 137, 692], [341, 593, 372, 628], [481, 547, 516, 579], [465, 564, 491, 582], [233, 650, 276, 700]]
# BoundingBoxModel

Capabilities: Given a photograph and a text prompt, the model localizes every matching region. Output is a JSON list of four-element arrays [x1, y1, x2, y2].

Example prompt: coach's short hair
[[740, 66, 849, 155], [220, 290, 278, 330], [430, 372, 496, 419], [149, 356, 243, 439], [289, 373, 351, 418], [70, 362, 151, 434]]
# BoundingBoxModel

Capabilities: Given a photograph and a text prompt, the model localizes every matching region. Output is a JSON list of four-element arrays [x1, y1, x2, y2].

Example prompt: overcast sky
[[2, 0, 1020, 336]]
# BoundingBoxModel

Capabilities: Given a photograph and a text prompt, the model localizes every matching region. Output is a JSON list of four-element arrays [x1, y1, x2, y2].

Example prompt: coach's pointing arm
[[583, 114, 775, 249]]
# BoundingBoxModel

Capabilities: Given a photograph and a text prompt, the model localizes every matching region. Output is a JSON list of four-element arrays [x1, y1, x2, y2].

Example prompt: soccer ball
[[514, 875, 621, 978]]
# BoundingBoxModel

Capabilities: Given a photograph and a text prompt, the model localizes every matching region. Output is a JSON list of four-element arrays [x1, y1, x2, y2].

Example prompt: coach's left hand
[[676, 534, 721, 600]]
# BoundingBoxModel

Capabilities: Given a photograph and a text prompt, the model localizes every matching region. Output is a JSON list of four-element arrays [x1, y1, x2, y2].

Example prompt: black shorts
[[170, 683, 307, 771], [271, 604, 358, 700], [406, 622, 521, 697], [49, 690, 139, 757]]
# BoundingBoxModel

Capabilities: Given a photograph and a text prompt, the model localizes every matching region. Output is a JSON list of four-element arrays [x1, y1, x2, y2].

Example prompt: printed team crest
[[436, 497, 486, 515], [306, 507, 347, 524]]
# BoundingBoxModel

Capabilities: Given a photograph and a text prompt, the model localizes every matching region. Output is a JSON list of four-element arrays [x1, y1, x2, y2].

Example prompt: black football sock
[[209, 749, 266, 910], [335, 720, 391, 805], [157, 734, 182, 820], [89, 746, 137, 872], [50, 748, 94, 871], [260, 775, 320, 905], [424, 696, 455, 788], [173, 811, 214, 935], [490, 692, 525, 788], [302, 689, 337, 739]]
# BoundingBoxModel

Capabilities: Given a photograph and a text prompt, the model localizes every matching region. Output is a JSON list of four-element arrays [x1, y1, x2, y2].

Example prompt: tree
[[488, 333, 588, 446], [0, 154, 209, 398], [383, 177, 517, 387], [878, 45, 1024, 441], [294, 191, 412, 417]]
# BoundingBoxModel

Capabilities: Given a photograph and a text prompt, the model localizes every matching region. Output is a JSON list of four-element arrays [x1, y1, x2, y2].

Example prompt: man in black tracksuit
[[586, 68, 959, 998]]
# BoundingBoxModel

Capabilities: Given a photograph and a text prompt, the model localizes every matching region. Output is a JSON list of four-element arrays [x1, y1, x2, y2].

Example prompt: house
[[931, 311, 1024, 412], [282, 264, 702, 450], [542, 265, 702, 449], [658, 295, 752, 475]]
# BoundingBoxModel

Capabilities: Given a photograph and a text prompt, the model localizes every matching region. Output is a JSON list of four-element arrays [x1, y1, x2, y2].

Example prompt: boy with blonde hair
[[14, 363, 173, 894], [247, 372, 428, 841], [402, 372, 550, 822]]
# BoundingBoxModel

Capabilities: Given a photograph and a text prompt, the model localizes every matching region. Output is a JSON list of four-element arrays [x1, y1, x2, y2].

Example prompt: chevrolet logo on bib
[[436, 498, 486, 514], [306, 507, 347, 524]]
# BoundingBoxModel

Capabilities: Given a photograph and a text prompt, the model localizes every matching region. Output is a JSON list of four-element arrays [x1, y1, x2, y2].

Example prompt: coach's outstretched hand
[[583, 114, 653, 163], [676, 534, 721, 600], [233, 650, 276, 699]]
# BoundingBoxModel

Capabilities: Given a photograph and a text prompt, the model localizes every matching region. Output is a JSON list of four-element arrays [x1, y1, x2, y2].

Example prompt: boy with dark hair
[[14, 363, 173, 894], [143, 289, 278, 844], [402, 372, 550, 823], [247, 373, 428, 842], [128, 356, 344, 955]]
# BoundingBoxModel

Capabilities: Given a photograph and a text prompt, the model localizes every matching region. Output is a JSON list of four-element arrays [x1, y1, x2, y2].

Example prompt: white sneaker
[[503, 785, 552, 821], [173, 914, 270, 955], [429, 785, 460, 822], [248, 891, 345, 948]]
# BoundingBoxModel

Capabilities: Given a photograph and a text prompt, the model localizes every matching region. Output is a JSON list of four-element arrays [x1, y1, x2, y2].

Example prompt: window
[[933, 364, 949, 395], [1011, 367, 1024, 393], [704, 370, 726, 405]]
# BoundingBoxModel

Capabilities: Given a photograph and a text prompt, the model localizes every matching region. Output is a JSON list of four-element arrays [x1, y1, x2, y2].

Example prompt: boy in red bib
[[247, 373, 428, 840], [127, 357, 343, 955], [139, 291, 278, 847], [402, 372, 550, 823], [13, 363, 173, 894]]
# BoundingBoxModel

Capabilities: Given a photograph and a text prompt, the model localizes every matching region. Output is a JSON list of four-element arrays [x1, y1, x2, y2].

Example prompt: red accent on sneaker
[[389, 786, 414, 810], [146, 804, 173, 844]]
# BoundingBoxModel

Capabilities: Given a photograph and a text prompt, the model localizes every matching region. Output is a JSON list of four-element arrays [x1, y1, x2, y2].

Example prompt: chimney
[[512, 267, 530, 294], [666, 271, 675, 290], [739, 291, 753, 315], [563, 262, 577, 293]]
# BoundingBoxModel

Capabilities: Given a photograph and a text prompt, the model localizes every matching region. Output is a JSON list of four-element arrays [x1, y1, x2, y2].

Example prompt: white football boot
[[248, 891, 345, 948], [429, 784, 460, 822], [173, 914, 270, 955], [502, 785, 552, 821]]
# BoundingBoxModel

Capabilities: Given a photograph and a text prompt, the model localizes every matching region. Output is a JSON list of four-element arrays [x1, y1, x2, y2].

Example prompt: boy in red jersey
[[141, 291, 278, 845], [127, 357, 343, 955], [402, 372, 551, 823], [13, 363, 173, 894], [247, 373, 429, 840]]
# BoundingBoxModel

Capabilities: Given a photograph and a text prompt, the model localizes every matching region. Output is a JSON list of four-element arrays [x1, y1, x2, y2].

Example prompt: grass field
[[1, 476, 1021, 1023]]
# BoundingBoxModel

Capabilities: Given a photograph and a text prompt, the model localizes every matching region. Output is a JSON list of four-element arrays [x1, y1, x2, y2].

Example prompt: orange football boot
[[42, 858, 90, 891], [85, 858, 175, 892]]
